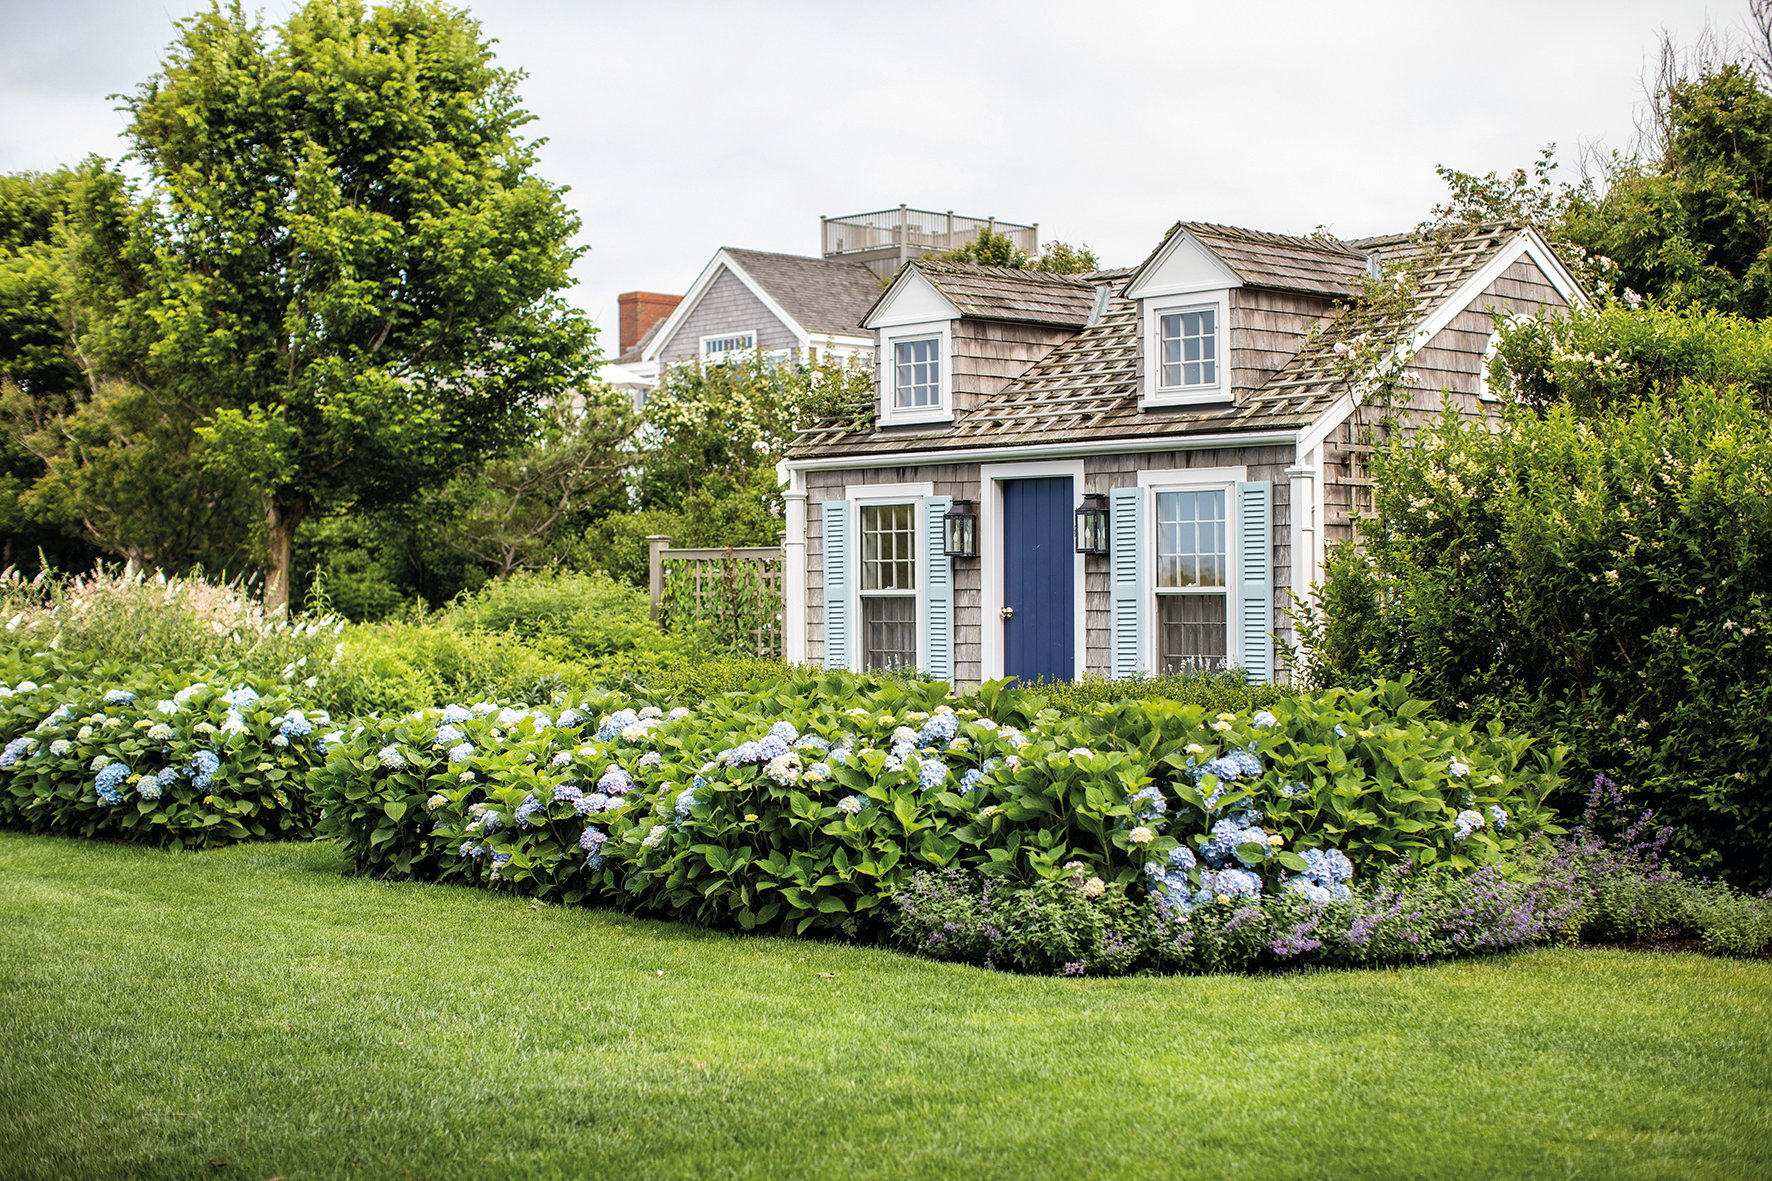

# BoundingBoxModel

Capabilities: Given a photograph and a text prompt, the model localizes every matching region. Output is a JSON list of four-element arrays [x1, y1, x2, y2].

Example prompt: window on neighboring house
[[702, 331, 757, 358], [893, 336, 941, 409], [858, 502, 917, 670], [1154, 488, 1229, 673], [1158, 307, 1218, 390]]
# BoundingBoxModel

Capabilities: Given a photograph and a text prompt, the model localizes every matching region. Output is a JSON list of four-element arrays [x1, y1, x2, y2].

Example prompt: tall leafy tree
[[83, 0, 596, 610], [1564, 63, 1772, 316]]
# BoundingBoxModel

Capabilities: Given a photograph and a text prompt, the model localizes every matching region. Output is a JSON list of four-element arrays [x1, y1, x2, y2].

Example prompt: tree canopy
[[77, 0, 597, 609]]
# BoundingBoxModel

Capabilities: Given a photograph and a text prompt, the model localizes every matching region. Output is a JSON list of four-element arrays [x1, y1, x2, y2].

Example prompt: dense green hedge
[[311, 671, 1562, 938], [1307, 363, 1772, 887]]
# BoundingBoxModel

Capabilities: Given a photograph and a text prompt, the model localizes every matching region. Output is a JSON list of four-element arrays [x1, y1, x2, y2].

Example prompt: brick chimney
[[618, 291, 681, 355]]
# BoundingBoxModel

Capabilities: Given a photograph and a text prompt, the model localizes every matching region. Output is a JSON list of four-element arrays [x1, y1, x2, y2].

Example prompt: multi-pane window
[[859, 503, 917, 670], [702, 331, 757, 357], [1154, 489, 1228, 672], [1159, 307, 1217, 389], [893, 337, 941, 408]]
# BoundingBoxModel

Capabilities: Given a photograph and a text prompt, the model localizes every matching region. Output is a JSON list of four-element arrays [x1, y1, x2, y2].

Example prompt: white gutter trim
[[783, 429, 1299, 472]]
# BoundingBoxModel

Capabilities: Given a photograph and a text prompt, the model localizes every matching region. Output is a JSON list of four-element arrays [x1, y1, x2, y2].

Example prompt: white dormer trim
[[866, 268, 962, 426], [641, 249, 813, 364], [878, 321, 954, 425], [1123, 225, 1245, 301], [1141, 289, 1233, 407], [1123, 227, 1242, 409], [864, 266, 963, 329]]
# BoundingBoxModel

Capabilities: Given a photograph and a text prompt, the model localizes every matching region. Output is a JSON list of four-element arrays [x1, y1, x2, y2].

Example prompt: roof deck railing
[[821, 205, 1038, 261]]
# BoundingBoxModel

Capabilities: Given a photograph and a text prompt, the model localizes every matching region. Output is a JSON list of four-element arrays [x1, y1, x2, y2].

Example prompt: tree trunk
[[264, 497, 308, 617], [122, 546, 146, 578]]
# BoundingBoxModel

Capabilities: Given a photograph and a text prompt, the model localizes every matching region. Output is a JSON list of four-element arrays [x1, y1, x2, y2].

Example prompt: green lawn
[[2, 835, 1768, 1181]]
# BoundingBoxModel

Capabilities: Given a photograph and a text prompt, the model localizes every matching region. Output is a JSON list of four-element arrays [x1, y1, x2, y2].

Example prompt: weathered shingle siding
[[656, 268, 800, 364], [1082, 446, 1294, 678], [1319, 255, 1572, 548], [803, 444, 1293, 685], [1230, 288, 1335, 396], [949, 319, 1074, 415], [805, 464, 983, 682]]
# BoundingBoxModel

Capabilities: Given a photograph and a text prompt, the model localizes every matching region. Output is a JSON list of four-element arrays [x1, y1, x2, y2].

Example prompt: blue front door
[[1002, 476, 1074, 683]]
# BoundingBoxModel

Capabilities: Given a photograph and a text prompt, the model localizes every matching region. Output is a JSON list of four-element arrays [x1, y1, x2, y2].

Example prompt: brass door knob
[[1000, 606, 1015, 619]]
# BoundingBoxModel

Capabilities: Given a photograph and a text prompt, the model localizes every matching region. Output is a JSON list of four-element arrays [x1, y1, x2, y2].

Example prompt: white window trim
[[1138, 466, 1245, 674], [700, 329, 759, 355], [1477, 329, 1503, 402], [879, 321, 953, 426], [1478, 313, 1531, 402], [978, 460, 1086, 683], [844, 481, 935, 672], [1141, 290, 1231, 407]]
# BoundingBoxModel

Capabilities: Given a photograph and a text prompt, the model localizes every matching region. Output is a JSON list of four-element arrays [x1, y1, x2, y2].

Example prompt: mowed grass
[[1, 835, 1768, 1181]]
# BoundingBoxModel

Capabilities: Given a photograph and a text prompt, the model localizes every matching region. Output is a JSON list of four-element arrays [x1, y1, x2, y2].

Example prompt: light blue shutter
[[1237, 481, 1274, 684], [822, 501, 852, 671], [1109, 487, 1145, 679], [922, 496, 954, 681]]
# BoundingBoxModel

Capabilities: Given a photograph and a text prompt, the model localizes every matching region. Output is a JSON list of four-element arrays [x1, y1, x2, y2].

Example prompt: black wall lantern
[[1074, 493, 1110, 555], [942, 498, 978, 558]]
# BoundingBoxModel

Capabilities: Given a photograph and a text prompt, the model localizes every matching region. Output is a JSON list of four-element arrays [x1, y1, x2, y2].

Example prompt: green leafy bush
[[440, 570, 674, 663], [0, 666, 331, 846], [1027, 670, 1293, 717], [1306, 306, 1772, 887], [323, 622, 597, 717], [311, 672, 1563, 940]]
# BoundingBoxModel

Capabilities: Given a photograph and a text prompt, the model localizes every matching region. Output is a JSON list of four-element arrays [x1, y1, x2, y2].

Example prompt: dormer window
[[893, 337, 941, 408], [1136, 289, 1231, 407], [877, 322, 953, 425], [1159, 306, 1218, 390]]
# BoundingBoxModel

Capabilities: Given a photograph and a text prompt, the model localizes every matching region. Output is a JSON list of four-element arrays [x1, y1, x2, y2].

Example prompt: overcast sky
[[0, 0, 1736, 358]]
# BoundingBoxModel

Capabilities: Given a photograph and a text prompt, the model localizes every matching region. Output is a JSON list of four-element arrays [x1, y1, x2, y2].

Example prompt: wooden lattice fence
[[648, 536, 784, 659]]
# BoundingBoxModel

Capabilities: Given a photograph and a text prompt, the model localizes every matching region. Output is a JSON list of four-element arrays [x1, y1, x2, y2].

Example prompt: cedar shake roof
[[1171, 223, 1367, 298], [721, 248, 883, 340], [891, 260, 1107, 328], [789, 221, 1524, 458]]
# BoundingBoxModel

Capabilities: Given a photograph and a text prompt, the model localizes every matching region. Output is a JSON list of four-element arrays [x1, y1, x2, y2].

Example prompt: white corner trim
[[977, 459, 1086, 683], [782, 465, 808, 665]]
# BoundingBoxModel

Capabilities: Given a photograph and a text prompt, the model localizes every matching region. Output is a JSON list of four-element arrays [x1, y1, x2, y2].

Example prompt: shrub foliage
[[1305, 304, 1772, 887], [0, 661, 331, 846], [310, 671, 1562, 939]]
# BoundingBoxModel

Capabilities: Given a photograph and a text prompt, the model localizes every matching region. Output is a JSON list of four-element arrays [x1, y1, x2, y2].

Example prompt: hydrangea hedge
[[311, 672, 1563, 939], [0, 668, 334, 847]]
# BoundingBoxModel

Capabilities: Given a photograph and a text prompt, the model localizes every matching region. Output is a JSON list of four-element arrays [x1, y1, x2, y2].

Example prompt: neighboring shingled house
[[616, 248, 882, 389], [778, 220, 1584, 686], [613, 207, 1042, 391]]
